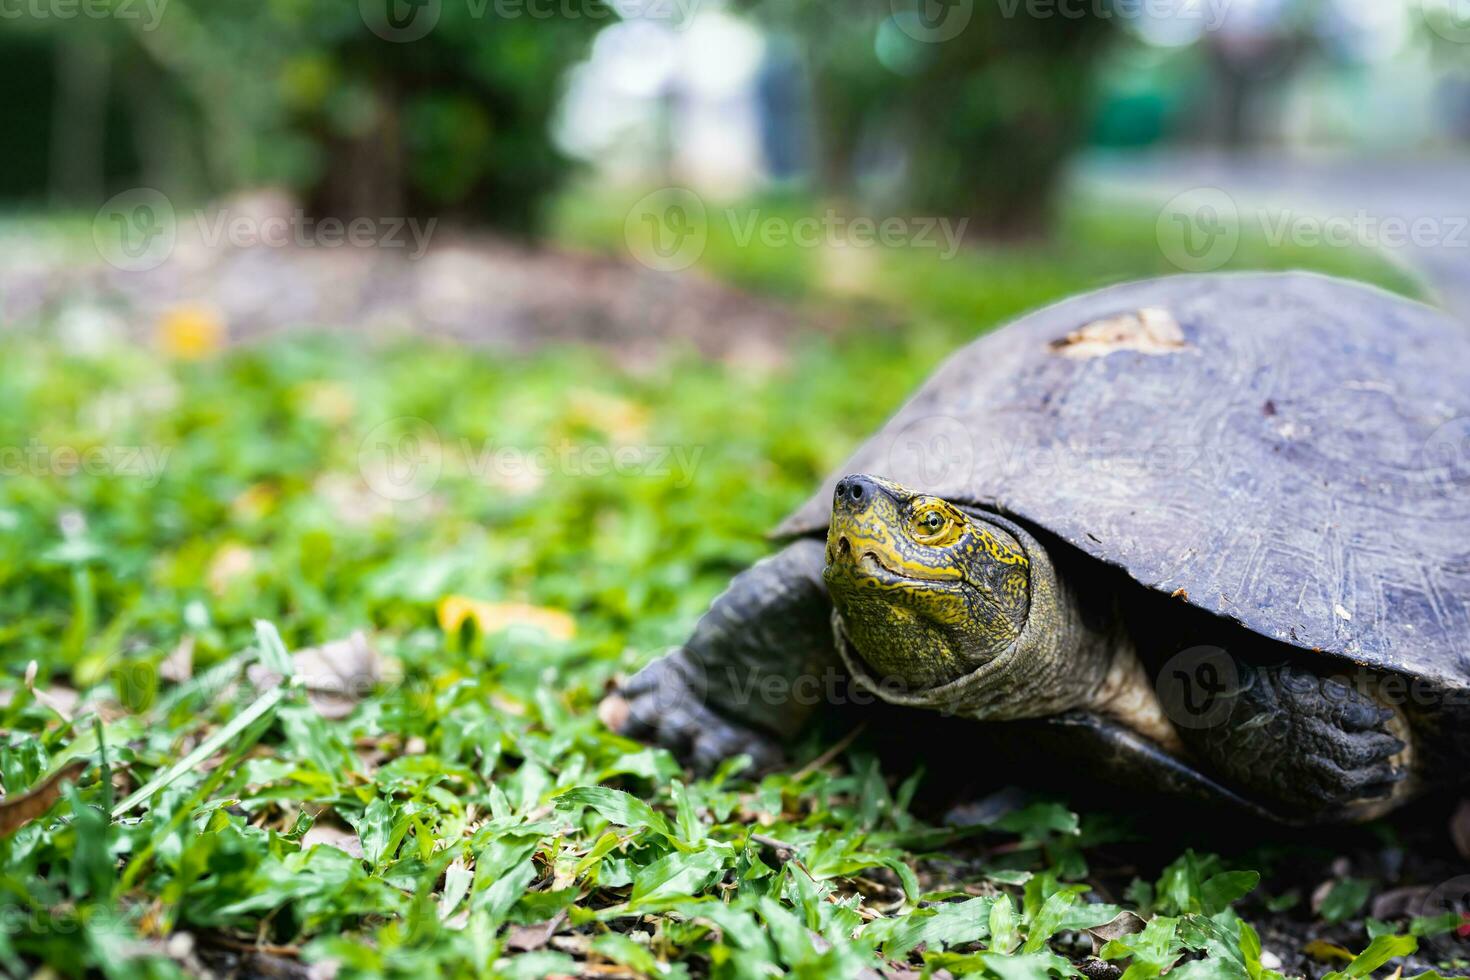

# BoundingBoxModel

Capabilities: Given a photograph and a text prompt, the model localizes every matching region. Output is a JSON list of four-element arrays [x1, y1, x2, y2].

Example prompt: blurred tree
[[0, 18, 159, 205], [271, 0, 611, 232], [744, 0, 1109, 235], [2, 0, 609, 233]]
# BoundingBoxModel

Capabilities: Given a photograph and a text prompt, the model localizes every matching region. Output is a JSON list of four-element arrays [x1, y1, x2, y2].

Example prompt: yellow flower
[[157, 304, 225, 359]]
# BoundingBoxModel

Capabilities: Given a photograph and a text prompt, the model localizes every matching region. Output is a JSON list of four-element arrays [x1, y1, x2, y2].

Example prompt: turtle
[[600, 272, 1470, 824]]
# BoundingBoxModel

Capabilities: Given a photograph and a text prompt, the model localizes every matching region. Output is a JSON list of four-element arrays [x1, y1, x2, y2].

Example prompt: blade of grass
[[111, 684, 287, 820], [94, 716, 112, 816], [117, 705, 280, 892]]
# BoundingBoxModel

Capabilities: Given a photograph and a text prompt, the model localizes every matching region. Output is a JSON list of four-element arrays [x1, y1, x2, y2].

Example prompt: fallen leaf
[[437, 596, 576, 642], [21, 660, 80, 719], [301, 821, 365, 859], [230, 483, 278, 522], [159, 635, 195, 684], [1087, 910, 1147, 954], [1370, 886, 1431, 921], [0, 760, 88, 835], [208, 543, 255, 596], [248, 631, 392, 719], [567, 391, 649, 442], [296, 380, 357, 426], [506, 911, 567, 952], [1303, 939, 1355, 965]]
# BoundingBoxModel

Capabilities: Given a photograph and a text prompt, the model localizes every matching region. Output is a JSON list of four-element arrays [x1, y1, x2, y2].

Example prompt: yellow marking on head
[[823, 474, 1033, 691], [976, 527, 1029, 568]]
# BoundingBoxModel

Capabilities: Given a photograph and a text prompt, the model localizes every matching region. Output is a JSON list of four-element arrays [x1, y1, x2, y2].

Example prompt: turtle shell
[[777, 272, 1470, 690]]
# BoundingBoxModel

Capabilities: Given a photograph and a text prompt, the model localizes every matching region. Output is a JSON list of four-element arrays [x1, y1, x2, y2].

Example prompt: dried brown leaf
[[300, 821, 364, 859], [0, 760, 88, 835], [506, 912, 567, 953], [248, 630, 392, 719], [160, 635, 195, 684], [1087, 910, 1146, 955], [1371, 886, 1431, 921], [18, 659, 81, 719]]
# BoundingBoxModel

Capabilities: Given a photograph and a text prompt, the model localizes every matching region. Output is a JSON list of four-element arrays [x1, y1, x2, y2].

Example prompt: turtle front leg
[[600, 538, 839, 773], [1174, 661, 1414, 821]]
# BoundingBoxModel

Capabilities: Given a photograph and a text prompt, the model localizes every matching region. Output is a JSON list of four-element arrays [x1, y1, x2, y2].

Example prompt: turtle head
[[822, 474, 1031, 691]]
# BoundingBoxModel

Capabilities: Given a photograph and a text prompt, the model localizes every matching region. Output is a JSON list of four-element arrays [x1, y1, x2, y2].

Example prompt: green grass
[[0, 199, 1456, 978]]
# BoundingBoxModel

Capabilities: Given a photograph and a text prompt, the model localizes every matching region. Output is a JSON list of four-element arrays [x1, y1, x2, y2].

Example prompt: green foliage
[[5, 0, 606, 231], [1323, 934, 1419, 980], [1319, 877, 1375, 925]]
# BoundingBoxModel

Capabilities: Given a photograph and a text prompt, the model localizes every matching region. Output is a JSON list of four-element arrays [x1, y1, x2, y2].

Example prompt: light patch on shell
[[1049, 307, 1189, 359]]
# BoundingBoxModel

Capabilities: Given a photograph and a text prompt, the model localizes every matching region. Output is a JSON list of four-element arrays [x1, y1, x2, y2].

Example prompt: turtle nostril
[[835, 476, 869, 508]]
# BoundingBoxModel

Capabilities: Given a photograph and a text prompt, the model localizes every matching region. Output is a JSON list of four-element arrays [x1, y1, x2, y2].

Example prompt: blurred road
[[1077, 152, 1470, 320]]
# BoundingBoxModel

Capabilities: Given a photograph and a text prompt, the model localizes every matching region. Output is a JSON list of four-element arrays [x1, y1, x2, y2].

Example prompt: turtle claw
[[1355, 766, 1409, 801], [602, 650, 784, 775]]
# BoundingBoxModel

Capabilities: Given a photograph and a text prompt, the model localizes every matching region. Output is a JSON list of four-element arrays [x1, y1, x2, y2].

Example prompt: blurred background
[[5, 3, 1470, 974], [5, 0, 1470, 685], [5, 0, 1470, 348]]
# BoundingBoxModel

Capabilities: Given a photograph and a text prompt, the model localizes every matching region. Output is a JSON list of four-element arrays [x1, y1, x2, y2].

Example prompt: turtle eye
[[917, 510, 946, 535]]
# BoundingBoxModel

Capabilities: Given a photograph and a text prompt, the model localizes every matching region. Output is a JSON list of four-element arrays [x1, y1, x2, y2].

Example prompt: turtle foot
[[1280, 669, 1409, 807], [601, 650, 784, 775], [1187, 662, 1411, 816]]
